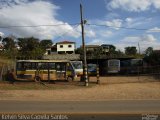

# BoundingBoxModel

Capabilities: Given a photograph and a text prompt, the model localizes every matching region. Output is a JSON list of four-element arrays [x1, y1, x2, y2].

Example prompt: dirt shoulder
[[0, 76, 160, 101]]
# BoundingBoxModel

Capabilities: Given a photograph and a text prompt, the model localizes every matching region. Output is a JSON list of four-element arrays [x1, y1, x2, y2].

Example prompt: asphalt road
[[0, 100, 160, 113], [0, 100, 159, 120]]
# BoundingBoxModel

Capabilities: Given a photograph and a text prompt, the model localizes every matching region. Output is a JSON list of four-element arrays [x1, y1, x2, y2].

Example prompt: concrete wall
[[57, 43, 75, 53]]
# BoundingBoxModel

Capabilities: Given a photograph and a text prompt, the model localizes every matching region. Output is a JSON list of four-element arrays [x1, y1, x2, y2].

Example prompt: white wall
[[57, 43, 75, 52]]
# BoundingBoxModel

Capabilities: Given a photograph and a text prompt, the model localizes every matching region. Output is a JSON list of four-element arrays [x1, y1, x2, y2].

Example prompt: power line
[[0, 22, 159, 32], [0, 23, 80, 28], [86, 23, 160, 32], [0, 23, 160, 32], [53, 24, 80, 42]]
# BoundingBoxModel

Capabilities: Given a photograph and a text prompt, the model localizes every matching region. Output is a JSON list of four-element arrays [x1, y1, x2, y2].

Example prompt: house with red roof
[[56, 41, 76, 54], [45, 40, 76, 55]]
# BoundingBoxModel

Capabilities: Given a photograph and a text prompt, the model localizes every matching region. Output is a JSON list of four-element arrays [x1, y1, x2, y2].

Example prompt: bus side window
[[28, 63, 32, 69], [31, 63, 36, 70], [49, 63, 55, 70], [17, 62, 22, 70], [38, 63, 46, 70], [38, 63, 43, 70], [56, 64, 60, 71]]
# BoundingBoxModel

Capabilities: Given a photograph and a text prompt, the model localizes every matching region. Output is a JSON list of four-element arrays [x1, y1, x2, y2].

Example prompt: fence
[[119, 65, 160, 75], [98, 64, 160, 82], [0, 62, 15, 81], [0, 61, 160, 84]]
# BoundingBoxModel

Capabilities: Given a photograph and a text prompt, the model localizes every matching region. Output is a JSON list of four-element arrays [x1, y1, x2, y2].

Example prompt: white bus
[[107, 59, 120, 73]]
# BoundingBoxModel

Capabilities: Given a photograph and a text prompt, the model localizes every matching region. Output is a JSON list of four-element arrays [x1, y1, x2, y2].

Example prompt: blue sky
[[0, 0, 160, 52]]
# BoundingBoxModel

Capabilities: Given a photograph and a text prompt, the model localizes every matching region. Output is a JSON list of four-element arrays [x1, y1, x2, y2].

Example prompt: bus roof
[[16, 60, 70, 63]]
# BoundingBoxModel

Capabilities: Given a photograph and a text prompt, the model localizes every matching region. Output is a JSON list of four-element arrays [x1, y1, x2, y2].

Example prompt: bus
[[120, 59, 143, 74], [16, 60, 83, 82], [107, 59, 120, 74], [130, 59, 143, 74], [87, 64, 97, 76]]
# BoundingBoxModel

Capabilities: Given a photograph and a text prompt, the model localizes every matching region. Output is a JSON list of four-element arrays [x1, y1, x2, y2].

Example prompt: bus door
[[66, 62, 75, 80], [56, 62, 66, 80], [36, 62, 46, 80], [37, 62, 56, 81], [16, 62, 33, 80]]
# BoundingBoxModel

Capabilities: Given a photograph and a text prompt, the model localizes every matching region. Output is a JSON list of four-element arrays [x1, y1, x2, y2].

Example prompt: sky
[[0, 0, 160, 52]]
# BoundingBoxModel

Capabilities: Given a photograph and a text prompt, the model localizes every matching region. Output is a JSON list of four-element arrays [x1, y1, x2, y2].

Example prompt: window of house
[[68, 45, 72, 48], [60, 45, 63, 48]]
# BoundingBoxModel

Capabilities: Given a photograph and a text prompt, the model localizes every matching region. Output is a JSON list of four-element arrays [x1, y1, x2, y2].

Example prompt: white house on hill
[[56, 41, 75, 54], [45, 40, 76, 55]]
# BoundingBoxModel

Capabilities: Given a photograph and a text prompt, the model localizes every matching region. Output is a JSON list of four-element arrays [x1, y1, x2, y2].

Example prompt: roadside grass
[[0, 75, 159, 90], [0, 57, 14, 64], [0, 80, 96, 90]]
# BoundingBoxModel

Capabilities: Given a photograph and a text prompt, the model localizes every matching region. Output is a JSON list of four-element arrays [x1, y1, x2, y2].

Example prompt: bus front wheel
[[34, 76, 41, 82], [67, 76, 73, 82]]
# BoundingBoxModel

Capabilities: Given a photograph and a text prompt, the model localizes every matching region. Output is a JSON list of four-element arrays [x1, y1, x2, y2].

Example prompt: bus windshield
[[108, 60, 120, 67], [70, 61, 83, 69], [88, 64, 97, 72], [131, 59, 143, 66]]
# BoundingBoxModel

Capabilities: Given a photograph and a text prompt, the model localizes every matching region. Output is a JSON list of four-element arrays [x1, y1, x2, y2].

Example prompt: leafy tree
[[17, 37, 42, 59], [145, 47, 153, 56], [109, 45, 116, 53], [93, 47, 104, 58], [2, 37, 16, 51], [75, 47, 83, 55], [125, 46, 137, 56], [101, 45, 116, 54], [86, 47, 104, 59], [40, 39, 53, 50], [144, 50, 160, 65], [2, 37, 17, 58], [18, 37, 39, 51]]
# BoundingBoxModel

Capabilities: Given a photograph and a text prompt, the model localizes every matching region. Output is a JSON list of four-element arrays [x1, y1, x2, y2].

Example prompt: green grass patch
[[0, 80, 96, 90]]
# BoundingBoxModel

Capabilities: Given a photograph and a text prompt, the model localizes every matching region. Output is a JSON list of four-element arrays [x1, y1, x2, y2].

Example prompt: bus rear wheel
[[34, 76, 41, 82]]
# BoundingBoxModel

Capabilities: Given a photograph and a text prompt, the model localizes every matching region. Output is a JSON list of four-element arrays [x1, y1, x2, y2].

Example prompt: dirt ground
[[0, 76, 160, 101]]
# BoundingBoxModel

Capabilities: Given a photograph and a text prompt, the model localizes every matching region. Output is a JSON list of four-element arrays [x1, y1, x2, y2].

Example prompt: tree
[[94, 47, 104, 58], [0, 32, 4, 41], [144, 50, 160, 65], [17, 37, 43, 59], [2, 37, 17, 58], [75, 47, 83, 54], [40, 39, 53, 50], [125, 46, 137, 56], [2, 37, 16, 51], [109, 45, 116, 53], [145, 47, 153, 56], [101, 44, 116, 54]]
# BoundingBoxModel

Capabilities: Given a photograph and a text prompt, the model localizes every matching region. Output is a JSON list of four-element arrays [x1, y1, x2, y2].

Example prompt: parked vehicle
[[130, 59, 143, 74], [120, 59, 143, 74], [87, 64, 97, 76], [107, 59, 120, 74], [16, 60, 83, 82]]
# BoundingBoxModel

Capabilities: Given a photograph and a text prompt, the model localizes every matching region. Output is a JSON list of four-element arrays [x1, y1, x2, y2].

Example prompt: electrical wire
[[53, 24, 80, 42], [0, 23, 80, 28], [86, 23, 160, 32], [0, 22, 159, 32]]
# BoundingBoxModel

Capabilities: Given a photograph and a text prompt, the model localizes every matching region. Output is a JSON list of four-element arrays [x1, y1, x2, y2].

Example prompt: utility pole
[[138, 42, 141, 54], [80, 4, 88, 86]]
